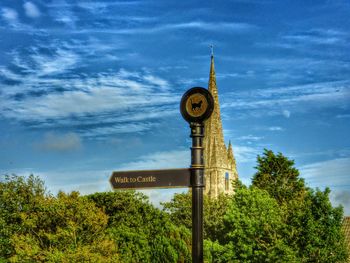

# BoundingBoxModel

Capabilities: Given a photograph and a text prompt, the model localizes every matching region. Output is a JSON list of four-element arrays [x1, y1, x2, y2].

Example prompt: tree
[[0, 175, 119, 262], [296, 188, 348, 262], [211, 187, 297, 262], [252, 149, 306, 204], [0, 175, 47, 260], [252, 149, 348, 262], [88, 191, 191, 263], [163, 191, 230, 242]]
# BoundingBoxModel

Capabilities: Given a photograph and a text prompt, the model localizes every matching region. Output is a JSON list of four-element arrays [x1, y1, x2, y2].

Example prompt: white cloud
[[0, 55, 178, 137], [0, 72, 178, 139], [23, 2, 41, 18], [117, 150, 190, 170], [48, 0, 77, 28], [3, 83, 177, 120], [81, 123, 157, 137], [282, 29, 348, 46], [282, 110, 291, 118], [237, 135, 264, 141], [331, 190, 350, 215], [37, 132, 82, 152], [160, 21, 256, 32], [268, 126, 284, 131], [300, 157, 350, 188], [143, 75, 169, 88], [233, 145, 260, 163], [31, 49, 79, 76], [300, 157, 350, 215], [1, 7, 18, 22], [72, 21, 256, 35], [139, 188, 188, 208], [222, 80, 350, 118], [283, 35, 341, 45]]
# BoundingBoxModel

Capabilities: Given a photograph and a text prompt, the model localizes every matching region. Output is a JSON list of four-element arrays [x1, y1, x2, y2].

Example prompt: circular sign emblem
[[180, 87, 214, 123]]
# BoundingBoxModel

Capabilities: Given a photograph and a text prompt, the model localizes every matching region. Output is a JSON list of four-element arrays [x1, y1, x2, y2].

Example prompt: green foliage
[[163, 192, 230, 242], [252, 149, 306, 204], [0, 175, 118, 262], [252, 149, 348, 263], [295, 188, 348, 262], [1, 149, 348, 262], [162, 192, 192, 231], [0, 174, 47, 259], [164, 150, 348, 263], [218, 187, 297, 262], [88, 191, 191, 263]]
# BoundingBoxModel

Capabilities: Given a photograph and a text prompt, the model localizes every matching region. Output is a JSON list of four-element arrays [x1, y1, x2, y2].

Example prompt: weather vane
[[210, 44, 214, 56]]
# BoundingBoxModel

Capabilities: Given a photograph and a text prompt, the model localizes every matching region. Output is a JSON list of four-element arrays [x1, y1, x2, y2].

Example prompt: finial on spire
[[210, 44, 214, 57]]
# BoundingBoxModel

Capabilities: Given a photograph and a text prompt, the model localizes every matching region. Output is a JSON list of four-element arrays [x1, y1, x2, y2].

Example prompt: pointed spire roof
[[208, 55, 219, 102], [206, 54, 225, 145], [203, 53, 239, 198], [227, 140, 234, 159], [204, 54, 226, 168]]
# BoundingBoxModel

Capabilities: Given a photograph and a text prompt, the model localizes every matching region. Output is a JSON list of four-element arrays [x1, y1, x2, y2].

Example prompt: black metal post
[[190, 122, 205, 263]]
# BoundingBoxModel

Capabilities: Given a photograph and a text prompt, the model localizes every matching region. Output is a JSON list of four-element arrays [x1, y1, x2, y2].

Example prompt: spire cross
[[210, 44, 214, 56]]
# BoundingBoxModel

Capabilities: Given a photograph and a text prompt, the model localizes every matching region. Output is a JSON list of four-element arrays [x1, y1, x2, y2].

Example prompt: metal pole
[[190, 122, 204, 263]]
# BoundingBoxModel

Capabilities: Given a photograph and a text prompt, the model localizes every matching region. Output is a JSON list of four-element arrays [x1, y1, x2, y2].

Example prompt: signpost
[[110, 87, 214, 263], [110, 168, 191, 189], [180, 87, 214, 263]]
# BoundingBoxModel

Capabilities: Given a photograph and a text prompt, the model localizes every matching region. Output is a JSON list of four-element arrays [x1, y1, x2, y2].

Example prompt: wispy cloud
[[222, 80, 350, 118], [267, 126, 284, 131], [0, 40, 178, 138], [0, 6, 45, 32], [300, 157, 350, 214], [237, 135, 264, 141], [282, 110, 290, 118], [331, 190, 350, 215], [31, 49, 79, 76], [23, 2, 41, 18], [2, 78, 177, 119], [300, 157, 350, 188], [81, 122, 157, 137], [76, 1, 143, 15], [1, 7, 18, 22], [48, 0, 78, 28], [282, 29, 348, 45], [233, 145, 260, 163], [158, 21, 256, 32], [117, 150, 190, 170], [37, 132, 82, 152], [73, 21, 256, 35]]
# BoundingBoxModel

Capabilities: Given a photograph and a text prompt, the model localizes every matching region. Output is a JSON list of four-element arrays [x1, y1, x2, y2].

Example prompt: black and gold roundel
[[180, 87, 214, 123]]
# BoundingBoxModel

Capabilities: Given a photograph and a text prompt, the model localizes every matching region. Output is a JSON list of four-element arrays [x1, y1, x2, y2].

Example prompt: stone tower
[[204, 55, 238, 198]]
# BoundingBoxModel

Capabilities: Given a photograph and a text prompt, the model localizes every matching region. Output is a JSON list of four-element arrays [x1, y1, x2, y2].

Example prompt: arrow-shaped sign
[[110, 168, 191, 190]]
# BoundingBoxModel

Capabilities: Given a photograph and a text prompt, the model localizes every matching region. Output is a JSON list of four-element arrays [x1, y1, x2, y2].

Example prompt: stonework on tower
[[204, 55, 238, 198]]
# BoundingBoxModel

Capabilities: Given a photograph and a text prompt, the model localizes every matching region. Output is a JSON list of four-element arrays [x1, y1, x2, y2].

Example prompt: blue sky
[[0, 1, 349, 212]]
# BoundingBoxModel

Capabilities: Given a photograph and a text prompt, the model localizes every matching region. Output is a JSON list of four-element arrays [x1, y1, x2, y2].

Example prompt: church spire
[[203, 53, 239, 198], [227, 140, 236, 166], [228, 140, 233, 159], [206, 54, 225, 153], [208, 55, 218, 101]]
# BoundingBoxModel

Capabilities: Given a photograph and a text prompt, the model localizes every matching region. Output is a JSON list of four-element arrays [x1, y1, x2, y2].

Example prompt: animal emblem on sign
[[191, 99, 203, 112]]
